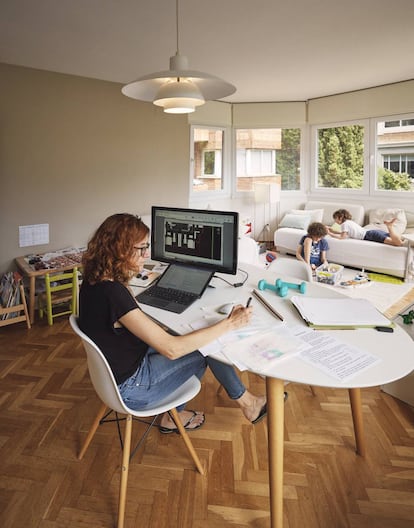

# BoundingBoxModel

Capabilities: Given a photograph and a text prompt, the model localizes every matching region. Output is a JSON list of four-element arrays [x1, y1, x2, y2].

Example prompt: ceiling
[[2, 0, 414, 103]]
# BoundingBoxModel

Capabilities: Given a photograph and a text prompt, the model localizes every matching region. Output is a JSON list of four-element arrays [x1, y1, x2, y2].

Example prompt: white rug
[[314, 266, 413, 314]]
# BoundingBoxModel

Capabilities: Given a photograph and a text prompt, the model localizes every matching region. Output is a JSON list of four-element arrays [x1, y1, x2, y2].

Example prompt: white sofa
[[274, 201, 414, 279]]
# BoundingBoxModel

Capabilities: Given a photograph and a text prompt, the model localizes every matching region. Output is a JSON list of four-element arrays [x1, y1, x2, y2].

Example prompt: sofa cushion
[[289, 208, 324, 223], [279, 213, 311, 230], [366, 208, 407, 235], [305, 201, 365, 226], [406, 211, 414, 229]]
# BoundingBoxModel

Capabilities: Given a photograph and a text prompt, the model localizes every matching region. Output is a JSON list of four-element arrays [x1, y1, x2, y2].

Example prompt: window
[[383, 154, 414, 177], [313, 114, 414, 195], [384, 119, 414, 129], [203, 150, 220, 176], [191, 127, 224, 193], [235, 128, 301, 192], [315, 124, 365, 190], [376, 116, 414, 192]]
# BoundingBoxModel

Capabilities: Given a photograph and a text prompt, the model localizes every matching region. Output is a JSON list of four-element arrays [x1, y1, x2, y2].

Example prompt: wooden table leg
[[29, 276, 36, 324], [266, 377, 285, 528], [348, 388, 366, 456]]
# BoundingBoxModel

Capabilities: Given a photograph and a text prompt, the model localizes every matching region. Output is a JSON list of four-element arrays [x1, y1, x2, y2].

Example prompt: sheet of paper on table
[[187, 313, 285, 368], [222, 326, 310, 373], [292, 327, 382, 382]]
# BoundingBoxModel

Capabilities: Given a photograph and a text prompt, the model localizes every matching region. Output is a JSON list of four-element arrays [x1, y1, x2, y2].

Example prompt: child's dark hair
[[333, 209, 352, 221], [307, 222, 327, 237]]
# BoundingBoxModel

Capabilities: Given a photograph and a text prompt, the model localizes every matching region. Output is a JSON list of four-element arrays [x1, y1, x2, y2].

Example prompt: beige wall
[[308, 80, 414, 123], [0, 63, 190, 274]]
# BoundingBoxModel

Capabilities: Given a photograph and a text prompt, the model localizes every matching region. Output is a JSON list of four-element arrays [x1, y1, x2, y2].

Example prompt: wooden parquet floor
[[1, 316, 414, 528]]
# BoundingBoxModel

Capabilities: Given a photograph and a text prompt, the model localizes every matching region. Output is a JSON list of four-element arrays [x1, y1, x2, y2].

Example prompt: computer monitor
[[151, 206, 239, 275]]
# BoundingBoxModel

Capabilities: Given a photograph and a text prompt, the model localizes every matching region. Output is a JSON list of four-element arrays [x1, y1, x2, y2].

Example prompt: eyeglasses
[[133, 243, 150, 256]]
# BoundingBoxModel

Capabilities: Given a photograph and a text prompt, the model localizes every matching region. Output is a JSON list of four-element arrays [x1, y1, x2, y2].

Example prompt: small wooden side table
[[15, 249, 83, 324]]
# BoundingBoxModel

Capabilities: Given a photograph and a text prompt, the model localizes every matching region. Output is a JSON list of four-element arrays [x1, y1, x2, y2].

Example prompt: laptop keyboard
[[145, 285, 198, 305]]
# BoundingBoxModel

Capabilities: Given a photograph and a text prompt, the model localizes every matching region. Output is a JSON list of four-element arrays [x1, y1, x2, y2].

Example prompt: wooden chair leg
[[118, 414, 132, 528], [216, 383, 225, 396], [170, 408, 205, 475], [78, 402, 108, 460]]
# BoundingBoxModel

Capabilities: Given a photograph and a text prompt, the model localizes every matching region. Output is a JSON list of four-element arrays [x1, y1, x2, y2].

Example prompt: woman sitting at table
[[79, 213, 267, 432]]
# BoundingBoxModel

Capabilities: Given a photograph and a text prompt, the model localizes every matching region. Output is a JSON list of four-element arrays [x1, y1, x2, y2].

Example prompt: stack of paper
[[291, 296, 393, 329]]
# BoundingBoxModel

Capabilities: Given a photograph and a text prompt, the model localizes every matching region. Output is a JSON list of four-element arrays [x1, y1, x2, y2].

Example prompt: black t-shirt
[[79, 280, 148, 384]]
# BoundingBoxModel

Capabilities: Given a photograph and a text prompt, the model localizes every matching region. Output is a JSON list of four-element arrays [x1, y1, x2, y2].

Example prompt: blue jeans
[[118, 347, 246, 411]]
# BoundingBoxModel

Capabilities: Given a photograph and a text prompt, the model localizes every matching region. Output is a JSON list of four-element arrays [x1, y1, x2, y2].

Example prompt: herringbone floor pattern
[[1, 316, 414, 528]]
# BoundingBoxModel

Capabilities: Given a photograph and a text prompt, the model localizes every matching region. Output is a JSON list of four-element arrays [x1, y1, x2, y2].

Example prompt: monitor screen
[[151, 206, 239, 274]]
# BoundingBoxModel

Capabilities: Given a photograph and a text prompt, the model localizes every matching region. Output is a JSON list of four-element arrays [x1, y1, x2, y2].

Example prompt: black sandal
[[159, 410, 205, 434]]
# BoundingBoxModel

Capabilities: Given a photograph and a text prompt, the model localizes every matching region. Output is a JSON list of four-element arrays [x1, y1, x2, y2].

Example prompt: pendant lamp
[[121, 0, 236, 113]]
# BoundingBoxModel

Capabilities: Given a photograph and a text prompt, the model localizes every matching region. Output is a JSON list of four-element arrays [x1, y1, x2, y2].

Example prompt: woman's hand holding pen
[[227, 297, 252, 330]]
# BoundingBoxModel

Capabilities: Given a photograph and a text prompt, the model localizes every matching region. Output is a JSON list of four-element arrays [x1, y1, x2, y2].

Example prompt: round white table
[[139, 264, 414, 528]]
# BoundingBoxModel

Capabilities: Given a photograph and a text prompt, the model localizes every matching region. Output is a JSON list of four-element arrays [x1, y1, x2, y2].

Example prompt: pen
[[246, 296, 252, 308], [251, 289, 284, 321]]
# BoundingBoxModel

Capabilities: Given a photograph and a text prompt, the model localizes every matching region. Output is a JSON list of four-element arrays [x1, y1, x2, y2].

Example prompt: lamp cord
[[176, 0, 180, 54]]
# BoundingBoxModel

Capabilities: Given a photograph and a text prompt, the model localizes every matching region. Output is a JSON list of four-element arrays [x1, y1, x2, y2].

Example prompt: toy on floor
[[257, 277, 307, 297], [400, 309, 414, 325], [339, 274, 372, 288], [265, 251, 278, 264]]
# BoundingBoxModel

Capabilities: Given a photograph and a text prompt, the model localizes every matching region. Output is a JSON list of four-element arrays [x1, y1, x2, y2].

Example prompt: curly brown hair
[[333, 209, 352, 222], [307, 222, 327, 237], [82, 213, 149, 285]]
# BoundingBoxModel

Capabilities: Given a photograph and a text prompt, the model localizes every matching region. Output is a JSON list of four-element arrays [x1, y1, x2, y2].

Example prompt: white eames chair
[[69, 315, 204, 528], [267, 256, 313, 282]]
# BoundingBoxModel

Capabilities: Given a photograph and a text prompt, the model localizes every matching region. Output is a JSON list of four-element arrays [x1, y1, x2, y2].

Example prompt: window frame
[[310, 119, 370, 197], [189, 124, 231, 201]]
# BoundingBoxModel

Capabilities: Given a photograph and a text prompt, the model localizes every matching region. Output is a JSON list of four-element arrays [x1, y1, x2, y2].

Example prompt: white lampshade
[[121, 0, 236, 114], [122, 52, 235, 114], [153, 78, 205, 114]]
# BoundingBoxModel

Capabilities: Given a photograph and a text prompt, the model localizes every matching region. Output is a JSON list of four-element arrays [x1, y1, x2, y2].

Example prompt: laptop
[[136, 263, 214, 313]]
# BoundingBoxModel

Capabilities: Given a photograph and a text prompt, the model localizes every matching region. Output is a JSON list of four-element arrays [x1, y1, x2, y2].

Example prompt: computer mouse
[[217, 302, 235, 315]]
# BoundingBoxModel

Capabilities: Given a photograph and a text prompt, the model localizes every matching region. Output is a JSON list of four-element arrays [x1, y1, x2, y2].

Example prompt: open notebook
[[136, 263, 214, 314]]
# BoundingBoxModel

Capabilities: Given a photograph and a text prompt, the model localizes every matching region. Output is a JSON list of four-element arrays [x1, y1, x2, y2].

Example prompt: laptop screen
[[157, 264, 214, 296]]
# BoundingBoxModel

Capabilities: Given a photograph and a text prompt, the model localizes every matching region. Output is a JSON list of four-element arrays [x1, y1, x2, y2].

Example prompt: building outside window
[[191, 128, 224, 193], [235, 128, 301, 192], [376, 118, 414, 191]]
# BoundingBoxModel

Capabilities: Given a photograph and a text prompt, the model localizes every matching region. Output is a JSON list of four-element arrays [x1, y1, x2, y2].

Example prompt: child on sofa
[[327, 209, 404, 246], [296, 222, 329, 271]]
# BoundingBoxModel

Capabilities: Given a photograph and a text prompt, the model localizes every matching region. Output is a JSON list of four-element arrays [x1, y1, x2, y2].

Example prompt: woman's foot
[[159, 409, 205, 433], [236, 390, 288, 424], [384, 218, 397, 226], [236, 391, 267, 423]]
